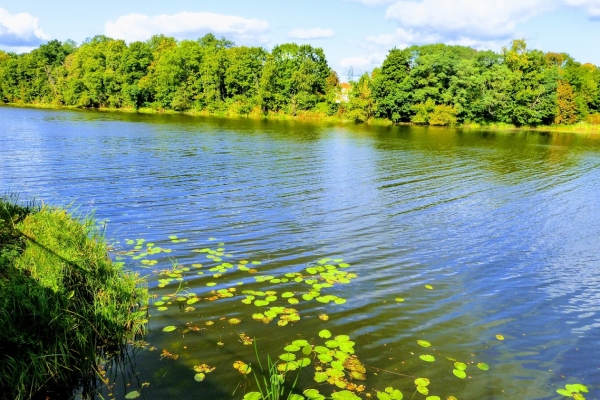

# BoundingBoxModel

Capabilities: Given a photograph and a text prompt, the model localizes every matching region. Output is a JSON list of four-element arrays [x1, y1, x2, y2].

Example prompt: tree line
[[1, 34, 599, 126]]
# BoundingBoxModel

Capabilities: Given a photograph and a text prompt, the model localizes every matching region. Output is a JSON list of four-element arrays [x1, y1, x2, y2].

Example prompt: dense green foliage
[[2, 35, 600, 126], [0, 197, 147, 400]]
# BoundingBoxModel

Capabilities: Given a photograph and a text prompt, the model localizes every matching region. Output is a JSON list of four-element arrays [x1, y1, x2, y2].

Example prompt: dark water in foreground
[[1, 106, 600, 400]]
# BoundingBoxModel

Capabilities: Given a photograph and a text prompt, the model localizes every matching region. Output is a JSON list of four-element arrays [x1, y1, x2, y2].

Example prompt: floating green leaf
[[496, 334, 504, 341], [303, 388, 325, 400], [314, 371, 328, 383], [194, 373, 205, 382], [565, 384, 588, 393], [331, 390, 361, 400], [417, 340, 431, 348], [319, 329, 332, 339], [454, 362, 467, 371], [163, 326, 176, 332], [477, 362, 489, 371], [284, 344, 301, 352], [425, 284, 433, 290], [299, 358, 311, 367], [416, 386, 429, 395], [453, 369, 466, 379], [318, 354, 333, 363], [279, 353, 296, 361], [414, 378, 430, 387], [420, 355, 435, 362], [125, 391, 141, 399]]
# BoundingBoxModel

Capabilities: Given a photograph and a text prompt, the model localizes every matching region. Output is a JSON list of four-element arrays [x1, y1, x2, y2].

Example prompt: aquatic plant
[[556, 383, 588, 399], [119, 236, 501, 399], [235, 339, 309, 400]]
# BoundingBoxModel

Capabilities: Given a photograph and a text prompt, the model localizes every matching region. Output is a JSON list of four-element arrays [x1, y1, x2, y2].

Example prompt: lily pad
[[319, 329, 332, 339], [453, 369, 466, 379], [420, 355, 435, 362], [414, 378, 430, 387], [194, 373, 206, 382], [454, 362, 467, 371], [303, 388, 325, 400], [279, 353, 296, 361], [162, 326, 177, 332], [284, 344, 301, 352]]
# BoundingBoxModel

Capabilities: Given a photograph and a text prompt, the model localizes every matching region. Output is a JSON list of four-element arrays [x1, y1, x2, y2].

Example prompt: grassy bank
[[0, 196, 147, 400], [0, 102, 394, 126], [5, 102, 600, 134]]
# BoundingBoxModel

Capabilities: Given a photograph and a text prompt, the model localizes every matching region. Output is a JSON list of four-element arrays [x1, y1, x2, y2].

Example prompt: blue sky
[[2, 0, 600, 78]]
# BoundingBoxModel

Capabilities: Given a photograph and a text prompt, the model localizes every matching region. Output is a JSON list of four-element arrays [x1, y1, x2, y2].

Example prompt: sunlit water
[[1, 106, 600, 400]]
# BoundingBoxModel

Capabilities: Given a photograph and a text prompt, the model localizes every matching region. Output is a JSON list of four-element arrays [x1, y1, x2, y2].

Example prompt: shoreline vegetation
[[2, 34, 600, 133], [0, 196, 148, 400], [4, 101, 600, 135]]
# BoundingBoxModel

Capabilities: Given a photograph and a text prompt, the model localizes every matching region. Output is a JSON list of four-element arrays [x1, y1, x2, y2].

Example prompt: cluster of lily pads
[[121, 238, 173, 267], [415, 339, 489, 381], [116, 236, 507, 400]]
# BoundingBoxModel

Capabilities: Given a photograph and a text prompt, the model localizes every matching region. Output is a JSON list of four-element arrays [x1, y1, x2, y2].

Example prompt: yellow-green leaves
[[319, 329, 332, 339], [415, 377, 430, 395], [377, 387, 403, 400], [557, 383, 588, 399], [477, 362, 489, 371]]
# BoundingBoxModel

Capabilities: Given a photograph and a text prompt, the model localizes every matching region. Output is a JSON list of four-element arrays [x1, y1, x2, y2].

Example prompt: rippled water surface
[[2, 106, 600, 400]]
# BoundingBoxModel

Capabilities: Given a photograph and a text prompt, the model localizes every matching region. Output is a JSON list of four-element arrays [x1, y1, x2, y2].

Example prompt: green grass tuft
[[0, 197, 148, 400]]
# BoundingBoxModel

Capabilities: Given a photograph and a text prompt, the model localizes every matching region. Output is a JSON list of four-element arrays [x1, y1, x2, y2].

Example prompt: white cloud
[[564, 0, 600, 19], [0, 8, 48, 50], [105, 12, 269, 44], [339, 52, 386, 76], [385, 0, 553, 41], [287, 28, 335, 40], [367, 28, 438, 47], [367, 28, 506, 52]]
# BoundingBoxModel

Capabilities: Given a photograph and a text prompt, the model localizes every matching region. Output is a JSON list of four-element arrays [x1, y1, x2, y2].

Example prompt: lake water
[[1, 106, 600, 400]]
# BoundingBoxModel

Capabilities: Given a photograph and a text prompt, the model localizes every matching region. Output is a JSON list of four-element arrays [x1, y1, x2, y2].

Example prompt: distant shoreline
[[3, 102, 600, 135]]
